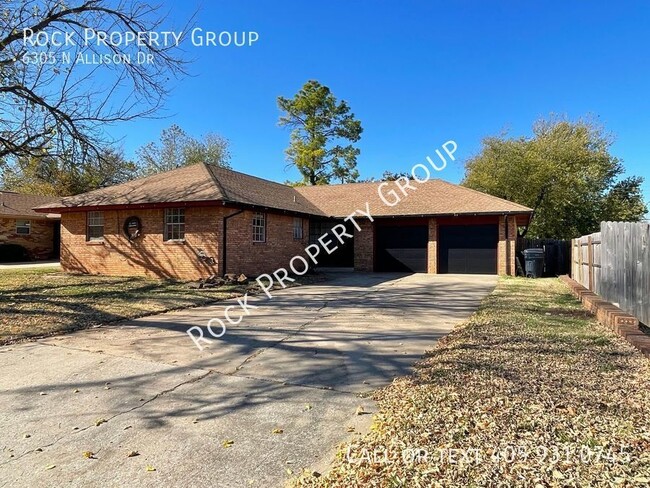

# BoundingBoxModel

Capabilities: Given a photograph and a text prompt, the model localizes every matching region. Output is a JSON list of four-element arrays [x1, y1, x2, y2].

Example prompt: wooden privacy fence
[[517, 238, 571, 276], [572, 221, 650, 325]]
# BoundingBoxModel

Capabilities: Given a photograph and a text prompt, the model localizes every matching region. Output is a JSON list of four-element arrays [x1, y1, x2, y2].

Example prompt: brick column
[[498, 216, 507, 275], [428, 218, 438, 273], [498, 215, 518, 276], [354, 219, 374, 271], [508, 216, 517, 276]]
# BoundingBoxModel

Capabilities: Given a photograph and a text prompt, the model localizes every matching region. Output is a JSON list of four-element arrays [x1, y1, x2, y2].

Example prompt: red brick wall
[[497, 215, 517, 276], [222, 209, 309, 276], [0, 217, 56, 259], [60, 206, 310, 280], [506, 215, 517, 276], [60, 207, 519, 279], [60, 207, 220, 280], [354, 219, 374, 271], [427, 218, 438, 273]]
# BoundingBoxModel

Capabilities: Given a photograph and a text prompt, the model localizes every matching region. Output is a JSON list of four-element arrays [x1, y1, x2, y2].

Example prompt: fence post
[[578, 238, 583, 286], [587, 235, 594, 291]]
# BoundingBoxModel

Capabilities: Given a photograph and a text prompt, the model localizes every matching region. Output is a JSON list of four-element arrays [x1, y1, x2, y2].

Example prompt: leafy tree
[[380, 170, 410, 181], [359, 171, 411, 183], [137, 125, 230, 175], [602, 176, 647, 222], [1, 148, 138, 196], [0, 0, 187, 167], [278, 80, 363, 185], [462, 117, 647, 239]]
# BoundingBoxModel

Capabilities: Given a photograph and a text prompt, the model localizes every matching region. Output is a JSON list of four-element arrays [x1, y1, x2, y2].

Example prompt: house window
[[16, 220, 31, 235], [252, 212, 266, 242], [87, 212, 104, 241], [293, 217, 303, 240], [164, 208, 185, 241]]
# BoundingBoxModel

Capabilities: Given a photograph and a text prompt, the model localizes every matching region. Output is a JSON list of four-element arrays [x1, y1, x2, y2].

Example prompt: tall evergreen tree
[[278, 80, 363, 185]]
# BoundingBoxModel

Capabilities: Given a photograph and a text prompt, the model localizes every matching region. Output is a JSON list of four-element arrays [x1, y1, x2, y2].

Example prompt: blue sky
[[113, 0, 650, 198]]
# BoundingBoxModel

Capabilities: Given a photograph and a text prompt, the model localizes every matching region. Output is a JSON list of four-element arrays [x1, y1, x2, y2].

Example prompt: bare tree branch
[[0, 0, 191, 168]]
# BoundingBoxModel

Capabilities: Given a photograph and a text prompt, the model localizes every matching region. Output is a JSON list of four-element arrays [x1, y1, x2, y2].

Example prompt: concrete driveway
[[0, 272, 497, 488]]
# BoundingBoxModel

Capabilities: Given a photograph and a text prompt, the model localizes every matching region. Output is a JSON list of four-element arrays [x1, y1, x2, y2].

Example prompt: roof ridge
[[201, 163, 229, 201], [206, 163, 298, 191], [55, 163, 203, 204]]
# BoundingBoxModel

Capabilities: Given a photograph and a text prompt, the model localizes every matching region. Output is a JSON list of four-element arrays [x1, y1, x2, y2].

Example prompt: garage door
[[439, 224, 498, 274], [376, 225, 428, 272]]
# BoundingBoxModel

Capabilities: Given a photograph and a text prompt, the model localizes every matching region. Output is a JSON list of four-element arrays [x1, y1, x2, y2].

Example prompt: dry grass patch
[[293, 277, 650, 487], [0, 267, 321, 344]]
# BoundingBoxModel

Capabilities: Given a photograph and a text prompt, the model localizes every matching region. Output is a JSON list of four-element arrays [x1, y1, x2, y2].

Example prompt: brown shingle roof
[[35, 163, 532, 218], [295, 179, 532, 217], [35, 163, 222, 210], [205, 165, 324, 215], [34, 163, 324, 216], [0, 192, 61, 219]]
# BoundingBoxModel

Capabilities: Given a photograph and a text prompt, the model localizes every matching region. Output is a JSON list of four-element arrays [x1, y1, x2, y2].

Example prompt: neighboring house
[[35, 163, 532, 280], [0, 191, 61, 261]]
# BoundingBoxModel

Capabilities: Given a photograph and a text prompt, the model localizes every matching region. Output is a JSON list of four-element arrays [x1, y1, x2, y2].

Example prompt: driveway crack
[[232, 310, 337, 372], [0, 369, 214, 467]]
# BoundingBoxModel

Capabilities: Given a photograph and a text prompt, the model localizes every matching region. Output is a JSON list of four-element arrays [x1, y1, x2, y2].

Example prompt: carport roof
[[34, 163, 532, 219]]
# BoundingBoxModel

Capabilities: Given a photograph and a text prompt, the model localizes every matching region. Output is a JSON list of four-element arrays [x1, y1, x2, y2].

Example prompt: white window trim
[[293, 217, 303, 240], [253, 212, 266, 243], [86, 211, 104, 241], [164, 208, 186, 241]]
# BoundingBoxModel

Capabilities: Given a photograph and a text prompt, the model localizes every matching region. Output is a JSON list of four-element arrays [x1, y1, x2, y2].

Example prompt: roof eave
[[325, 209, 533, 219], [34, 199, 226, 213]]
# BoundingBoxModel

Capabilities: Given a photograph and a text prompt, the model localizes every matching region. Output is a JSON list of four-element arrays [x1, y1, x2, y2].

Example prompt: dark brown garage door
[[439, 224, 498, 274], [376, 225, 428, 272]]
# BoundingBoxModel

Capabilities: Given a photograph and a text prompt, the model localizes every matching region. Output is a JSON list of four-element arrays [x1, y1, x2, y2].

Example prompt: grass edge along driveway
[[0, 267, 320, 345], [292, 277, 650, 487]]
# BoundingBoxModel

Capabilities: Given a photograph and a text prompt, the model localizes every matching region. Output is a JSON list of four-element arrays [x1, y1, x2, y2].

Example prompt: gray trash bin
[[523, 248, 545, 278]]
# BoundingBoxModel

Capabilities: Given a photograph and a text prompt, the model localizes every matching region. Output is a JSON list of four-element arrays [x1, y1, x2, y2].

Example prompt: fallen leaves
[[272, 428, 284, 434], [290, 278, 650, 487], [126, 451, 139, 458], [82, 451, 95, 459], [222, 439, 234, 448], [94, 418, 107, 427], [145, 465, 156, 472], [0, 269, 324, 345]]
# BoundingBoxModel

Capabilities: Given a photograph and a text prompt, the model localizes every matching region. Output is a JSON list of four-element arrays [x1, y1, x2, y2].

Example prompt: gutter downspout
[[222, 209, 244, 276]]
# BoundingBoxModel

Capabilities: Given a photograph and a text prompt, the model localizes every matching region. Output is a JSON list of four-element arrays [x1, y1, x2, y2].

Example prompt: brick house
[[0, 191, 61, 261], [35, 163, 532, 280]]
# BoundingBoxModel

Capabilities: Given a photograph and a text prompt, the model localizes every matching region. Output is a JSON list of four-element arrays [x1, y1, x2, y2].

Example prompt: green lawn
[[0, 268, 309, 344], [293, 277, 650, 487]]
